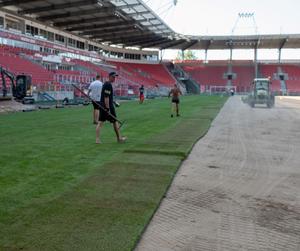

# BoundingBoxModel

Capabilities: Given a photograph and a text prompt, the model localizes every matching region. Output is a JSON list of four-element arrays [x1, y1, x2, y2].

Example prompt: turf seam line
[[132, 108, 223, 250], [123, 149, 187, 158]]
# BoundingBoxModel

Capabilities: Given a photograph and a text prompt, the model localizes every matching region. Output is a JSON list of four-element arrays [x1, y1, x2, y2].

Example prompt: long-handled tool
[[72, 84, 125, 128]]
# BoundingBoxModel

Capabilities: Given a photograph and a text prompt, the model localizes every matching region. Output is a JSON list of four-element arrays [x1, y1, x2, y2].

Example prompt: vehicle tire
[[63, 97, 69, 105]]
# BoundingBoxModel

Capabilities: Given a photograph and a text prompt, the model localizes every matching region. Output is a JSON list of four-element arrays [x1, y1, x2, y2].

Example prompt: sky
[[143, 0, 300, 60]]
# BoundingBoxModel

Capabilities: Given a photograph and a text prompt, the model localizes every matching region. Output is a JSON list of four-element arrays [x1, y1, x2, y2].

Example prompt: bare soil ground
[[136, 96, 300, 251], [0, 100, 35, 113]]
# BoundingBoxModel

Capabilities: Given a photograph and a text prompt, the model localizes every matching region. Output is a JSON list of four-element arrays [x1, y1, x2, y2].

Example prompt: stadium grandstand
[[0, 0, 300, 101], [1, 1, 300, 250]]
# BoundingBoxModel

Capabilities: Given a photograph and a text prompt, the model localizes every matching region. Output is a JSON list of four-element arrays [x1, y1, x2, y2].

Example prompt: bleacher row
[[0, 45, 176, 96], [181, 61, 300, 93], [111, 61, 176, 88], [1, 44, 300, 95]]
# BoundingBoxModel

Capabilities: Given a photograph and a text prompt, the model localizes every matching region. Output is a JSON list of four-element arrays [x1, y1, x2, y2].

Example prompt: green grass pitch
[[0, 95, 227, 251]]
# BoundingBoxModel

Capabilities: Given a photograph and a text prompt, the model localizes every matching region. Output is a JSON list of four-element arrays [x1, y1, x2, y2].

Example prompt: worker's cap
[[109, 72, 118, 77]]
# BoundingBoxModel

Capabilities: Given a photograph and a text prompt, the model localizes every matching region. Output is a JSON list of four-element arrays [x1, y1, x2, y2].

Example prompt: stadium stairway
[[110, 61, 176, 89], [281, 65, 300, 93], [38, 92, 56, 101], [171, 64, 199, 94], [259, 64, 283, 93]]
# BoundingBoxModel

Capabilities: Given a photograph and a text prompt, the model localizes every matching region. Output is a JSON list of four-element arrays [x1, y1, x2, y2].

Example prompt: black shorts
[[172, 98, 180, 104], [99, 106, 117, 123], [92, 101, 101, 110]]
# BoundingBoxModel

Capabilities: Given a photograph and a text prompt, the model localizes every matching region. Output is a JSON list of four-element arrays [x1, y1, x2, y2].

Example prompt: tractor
[[248, 78, 275, 108]]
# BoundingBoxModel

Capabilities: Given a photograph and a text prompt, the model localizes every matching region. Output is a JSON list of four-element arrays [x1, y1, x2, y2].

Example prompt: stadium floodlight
[[232, 12, 258, 35], [238, 12, 254, 18]]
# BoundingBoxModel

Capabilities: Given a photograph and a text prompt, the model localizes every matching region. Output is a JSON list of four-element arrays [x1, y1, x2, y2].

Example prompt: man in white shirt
[[88, 75, 103, 124]]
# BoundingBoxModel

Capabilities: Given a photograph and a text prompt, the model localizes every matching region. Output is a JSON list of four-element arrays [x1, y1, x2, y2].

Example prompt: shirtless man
[[168, 84, 182, 117]]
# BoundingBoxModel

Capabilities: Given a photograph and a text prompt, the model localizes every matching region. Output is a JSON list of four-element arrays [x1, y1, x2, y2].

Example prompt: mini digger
[[1, 66, 34, 103]]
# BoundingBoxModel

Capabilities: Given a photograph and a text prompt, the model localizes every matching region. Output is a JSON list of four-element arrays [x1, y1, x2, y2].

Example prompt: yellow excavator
[[0, 66, 34, 103]]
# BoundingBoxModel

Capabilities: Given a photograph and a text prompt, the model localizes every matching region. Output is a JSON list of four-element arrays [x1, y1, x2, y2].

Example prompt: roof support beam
[[78, 24, 137, 36], [128, 11, 149, 17], [90, 29, 146, 39], [18, 0, 98, 15], [66, 18, 158, 32], [54, 16, 156, 28], [117, 3, 142, 10], [160, 39, 186, 49], [0, 0, 40, 7], [37, 7, 114, 22], [36, 3, 145, 22], [114, 37, 165, 46], [226, 40, 233, 62], [93, 30, 153, 40], [205, 40, 212, 50], [97, 33, 156, 43], [140, 38, 172, 48], [66, 20, 135, 32], [278, 38, 288, 63], [54, 16, 116, 27], [279, 38, 288, 49], [254, 47, 258, 77], [181, 40, 199, 50], [123, 37, 166, 46], [205, 49, 208, 62]]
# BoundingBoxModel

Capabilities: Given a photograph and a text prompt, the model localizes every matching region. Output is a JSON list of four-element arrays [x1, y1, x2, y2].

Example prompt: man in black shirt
[[96, 72, 126, 143]]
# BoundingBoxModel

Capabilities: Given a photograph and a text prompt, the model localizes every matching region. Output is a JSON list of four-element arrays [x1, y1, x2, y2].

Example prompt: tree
[[176, 50, 197, 60]]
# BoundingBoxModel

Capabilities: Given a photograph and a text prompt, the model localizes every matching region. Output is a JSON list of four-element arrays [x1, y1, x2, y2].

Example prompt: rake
[[72, 84, 125, 129]]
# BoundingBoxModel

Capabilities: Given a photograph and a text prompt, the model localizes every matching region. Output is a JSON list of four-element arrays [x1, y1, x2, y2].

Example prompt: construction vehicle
[[248, 78, 275, 108], [0, 66, 34, 103]]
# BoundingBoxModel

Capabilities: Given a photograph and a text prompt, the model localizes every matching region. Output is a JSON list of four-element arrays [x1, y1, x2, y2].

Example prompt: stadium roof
[[183, 34, 300, 50], [1, 0, 300, 50], [0, 0, 186, 48]]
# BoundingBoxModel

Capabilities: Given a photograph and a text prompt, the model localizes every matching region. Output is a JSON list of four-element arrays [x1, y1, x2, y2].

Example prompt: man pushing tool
[[96, 72, 127, 144]]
